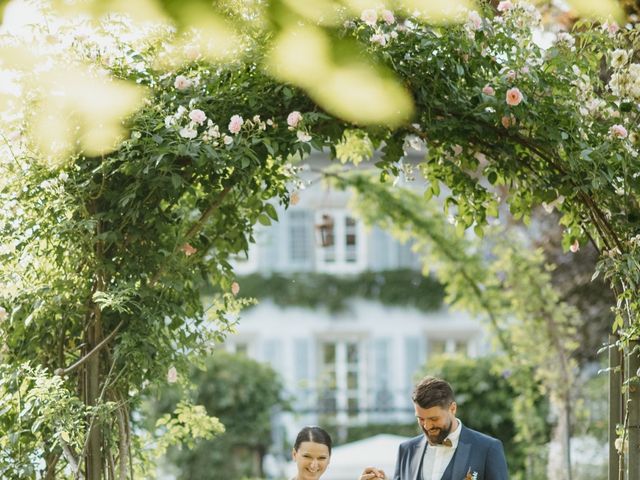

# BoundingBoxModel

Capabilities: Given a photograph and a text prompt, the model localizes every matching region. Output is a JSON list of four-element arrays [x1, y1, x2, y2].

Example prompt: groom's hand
[[360, 466, 386, 479]]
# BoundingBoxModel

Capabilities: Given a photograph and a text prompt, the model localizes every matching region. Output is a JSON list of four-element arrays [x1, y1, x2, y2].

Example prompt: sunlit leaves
[[267, 24, 414, 127], [401, 0, 476, 23], [28, 68, 144, 159], [50, 0, 168, 22], [335, 129, 374, 165], [279, 0, 343, 26], [158, 2, 241, 65], [564, 0, 625, 23]]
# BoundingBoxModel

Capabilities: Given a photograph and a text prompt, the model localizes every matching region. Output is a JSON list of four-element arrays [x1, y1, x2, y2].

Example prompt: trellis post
[[609, 335, 621, 480], [626, 340, 639, 480]]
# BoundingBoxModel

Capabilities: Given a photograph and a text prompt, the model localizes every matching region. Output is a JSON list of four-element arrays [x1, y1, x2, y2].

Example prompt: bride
[[291, 426, 332, 480]]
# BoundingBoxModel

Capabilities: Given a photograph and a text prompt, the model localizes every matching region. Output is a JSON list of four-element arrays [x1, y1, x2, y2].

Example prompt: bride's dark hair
[[293, 426, 332, 454]]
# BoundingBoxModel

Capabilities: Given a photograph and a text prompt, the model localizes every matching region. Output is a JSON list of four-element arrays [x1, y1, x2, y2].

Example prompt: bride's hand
[[360, 466, 386, 479]]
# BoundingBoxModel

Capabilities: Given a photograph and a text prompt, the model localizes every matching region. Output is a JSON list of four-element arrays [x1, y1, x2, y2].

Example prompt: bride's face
[[292, 441, 330, 480]]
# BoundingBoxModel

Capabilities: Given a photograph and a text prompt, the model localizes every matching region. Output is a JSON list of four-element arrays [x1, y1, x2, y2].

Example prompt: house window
[[316, 213, 336, 263], [427, 338, 470, 358], [345, 216, 357, 263], [318, 340, 363, 418], [315, 210, 366, 273], [289, 210, 313, 265]]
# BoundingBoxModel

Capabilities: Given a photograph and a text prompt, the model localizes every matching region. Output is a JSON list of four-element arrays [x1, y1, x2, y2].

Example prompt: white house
[[223, 153, 489, 462]]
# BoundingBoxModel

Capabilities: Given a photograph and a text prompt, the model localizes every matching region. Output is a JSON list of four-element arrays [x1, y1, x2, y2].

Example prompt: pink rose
[[381, 9, 395, 24], [467, 11, 482, 30], [189, 109, 206, 125], [228, 114, 244, 134], [361, 9, 377, 26], [370, 34, 387, 46], [501, 115, 516, 128], [497, 1, 513, 12], [296, 130, 312, 143], [231, 282, 240, 296], [174, 75, 192, 90], [610, 124, 628, 138], [287, 111, 303, 128], [603, 22, 619, 35], [167, 366, 178, 383], [482, 84, 495, 96], [570, 240, 580, 253], [180, 243, 197, 256], [179, 127, 197, 139], [506, 87, 523, 106]]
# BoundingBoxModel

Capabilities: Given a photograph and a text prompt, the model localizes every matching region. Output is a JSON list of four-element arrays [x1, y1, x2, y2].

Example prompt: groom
[[360, 376, 509, 480]]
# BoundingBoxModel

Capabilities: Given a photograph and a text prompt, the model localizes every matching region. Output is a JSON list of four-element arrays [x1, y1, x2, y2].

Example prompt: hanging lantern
[[315, 214, 335, 247]]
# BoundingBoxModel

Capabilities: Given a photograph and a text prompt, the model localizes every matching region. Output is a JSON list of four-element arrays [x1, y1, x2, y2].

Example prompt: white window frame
[[316, 336, 368, 424], [314, 210, 367, 273]]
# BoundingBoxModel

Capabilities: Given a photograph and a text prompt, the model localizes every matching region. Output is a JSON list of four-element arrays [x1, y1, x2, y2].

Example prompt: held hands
[[360, 466, 386, 480]]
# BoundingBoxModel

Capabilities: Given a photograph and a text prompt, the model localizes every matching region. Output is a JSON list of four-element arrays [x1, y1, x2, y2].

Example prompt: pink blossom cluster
[[360, 8, 395, 26], [464, 11, 483, 37], [164, 102, 280, 146], [164, 106, 232, 145], [609, 63, 640, 100], [359, 8, 399, 47], [287, 111, 312, 143]]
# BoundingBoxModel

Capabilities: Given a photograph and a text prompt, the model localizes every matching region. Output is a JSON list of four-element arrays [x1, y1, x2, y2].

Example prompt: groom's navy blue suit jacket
[[392, 425, 509, 480]]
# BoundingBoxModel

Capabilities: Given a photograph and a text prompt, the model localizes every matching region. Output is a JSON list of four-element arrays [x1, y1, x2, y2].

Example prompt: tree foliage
[[232, 269, 445, 313], [147, 351, 287, 480]]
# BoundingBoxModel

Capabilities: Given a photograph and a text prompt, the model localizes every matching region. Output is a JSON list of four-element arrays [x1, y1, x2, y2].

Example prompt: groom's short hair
[[412, 376, 455, 409]]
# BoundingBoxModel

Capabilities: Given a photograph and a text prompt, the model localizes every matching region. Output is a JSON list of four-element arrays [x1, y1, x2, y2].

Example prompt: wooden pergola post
[[626, 340, 639, 480], [609, 335, 621, 480]]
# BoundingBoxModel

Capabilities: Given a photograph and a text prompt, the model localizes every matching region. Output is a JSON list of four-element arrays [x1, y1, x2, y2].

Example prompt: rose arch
[[0, 1, 638, 479]]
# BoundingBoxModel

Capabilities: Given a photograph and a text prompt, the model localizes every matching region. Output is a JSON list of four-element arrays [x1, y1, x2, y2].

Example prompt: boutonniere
[[464, 469, 478, 480]]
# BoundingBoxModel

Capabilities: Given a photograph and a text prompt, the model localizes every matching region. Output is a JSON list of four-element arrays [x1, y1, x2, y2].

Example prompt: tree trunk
[[85, 310, 103, 479], [546, 399, 571, 480]]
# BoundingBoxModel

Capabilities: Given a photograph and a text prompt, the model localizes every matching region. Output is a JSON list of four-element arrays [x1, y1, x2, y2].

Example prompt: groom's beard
[[422, 418, 452, 445]]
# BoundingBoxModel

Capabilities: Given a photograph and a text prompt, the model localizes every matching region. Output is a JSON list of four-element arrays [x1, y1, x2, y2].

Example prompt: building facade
[[223, 157, 488, 452]]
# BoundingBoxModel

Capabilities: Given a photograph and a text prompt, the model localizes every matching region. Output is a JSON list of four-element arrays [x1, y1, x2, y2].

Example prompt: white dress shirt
[[421, 419, 462, 480]]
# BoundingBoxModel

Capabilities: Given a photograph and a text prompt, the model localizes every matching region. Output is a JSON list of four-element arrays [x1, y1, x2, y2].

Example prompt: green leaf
[[264, 203, 278, 221], [171, 174, 182, 189]]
